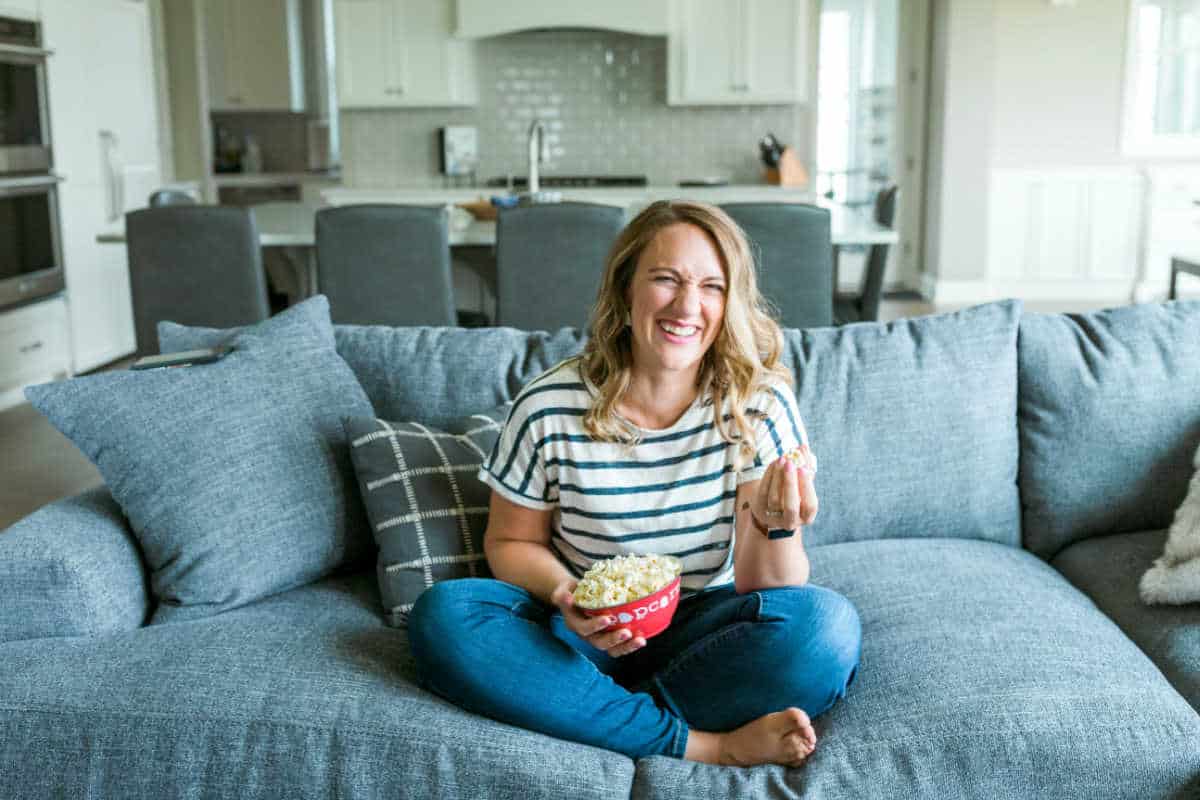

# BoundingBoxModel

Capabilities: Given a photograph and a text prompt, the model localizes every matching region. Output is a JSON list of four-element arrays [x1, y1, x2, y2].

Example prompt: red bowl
[[579, 576, 682, 640]]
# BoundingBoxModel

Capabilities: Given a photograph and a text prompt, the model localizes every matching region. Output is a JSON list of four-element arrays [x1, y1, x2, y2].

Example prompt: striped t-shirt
[[477, 357, 811, 595]]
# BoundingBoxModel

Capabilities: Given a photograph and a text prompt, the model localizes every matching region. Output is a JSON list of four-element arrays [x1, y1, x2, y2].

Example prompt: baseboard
[[919, 274, 1138, 306]]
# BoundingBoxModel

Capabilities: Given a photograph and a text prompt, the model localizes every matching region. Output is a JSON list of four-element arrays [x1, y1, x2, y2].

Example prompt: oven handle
[[0, 43, 53, 59], [0, 174, 62, 193]]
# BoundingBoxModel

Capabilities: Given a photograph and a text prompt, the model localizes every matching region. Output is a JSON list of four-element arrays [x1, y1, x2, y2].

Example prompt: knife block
[[766, 147, 809, 187]]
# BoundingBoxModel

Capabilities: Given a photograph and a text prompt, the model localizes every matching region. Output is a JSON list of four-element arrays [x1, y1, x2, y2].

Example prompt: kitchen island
[[96, 186, 898, 319], [98, 186, 897, 248]]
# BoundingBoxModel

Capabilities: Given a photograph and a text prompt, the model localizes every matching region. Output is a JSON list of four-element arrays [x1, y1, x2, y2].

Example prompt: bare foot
[[684, 708, 817, 768]]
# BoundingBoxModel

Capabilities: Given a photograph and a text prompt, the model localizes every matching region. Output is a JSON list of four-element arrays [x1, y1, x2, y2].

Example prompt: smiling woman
[[406, 199, 862, 771]]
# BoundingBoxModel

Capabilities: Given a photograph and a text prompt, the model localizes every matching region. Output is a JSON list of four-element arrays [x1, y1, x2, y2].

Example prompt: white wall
[[991, 0, 1129, 167], [921, 0, 1194, 300], [923, 0, 996, 284]]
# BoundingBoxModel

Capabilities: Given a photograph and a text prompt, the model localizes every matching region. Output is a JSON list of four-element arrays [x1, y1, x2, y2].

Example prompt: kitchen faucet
[[527, 119, 548, 194]]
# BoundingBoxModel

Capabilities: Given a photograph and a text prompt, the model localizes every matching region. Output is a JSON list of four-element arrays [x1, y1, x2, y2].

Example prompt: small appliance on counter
[[439, 126, 478, 186], [213, 125, 243, 174]]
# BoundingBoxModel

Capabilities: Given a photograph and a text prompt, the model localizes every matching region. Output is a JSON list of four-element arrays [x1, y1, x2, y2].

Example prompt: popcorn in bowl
[[572, 554, 684, 640]]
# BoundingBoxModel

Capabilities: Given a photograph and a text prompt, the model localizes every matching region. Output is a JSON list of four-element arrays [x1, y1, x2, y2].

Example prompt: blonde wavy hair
[[578, 199, 792, 465]]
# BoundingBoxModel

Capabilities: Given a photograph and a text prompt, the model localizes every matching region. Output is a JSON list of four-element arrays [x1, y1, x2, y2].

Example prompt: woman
[[408, 200, 861, 767]]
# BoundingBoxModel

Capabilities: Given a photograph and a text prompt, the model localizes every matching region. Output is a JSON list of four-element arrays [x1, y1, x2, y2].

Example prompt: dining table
[[97, 197, 899, 305]]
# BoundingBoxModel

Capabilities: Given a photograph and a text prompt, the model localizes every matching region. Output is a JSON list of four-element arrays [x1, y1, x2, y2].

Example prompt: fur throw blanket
[[1140, 442, 1200, 605]]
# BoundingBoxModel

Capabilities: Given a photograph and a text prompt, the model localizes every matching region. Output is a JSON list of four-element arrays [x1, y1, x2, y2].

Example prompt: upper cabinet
[[668, 0, 808, 105], [336, 0, 477, 108], [206, 0, 306, 112]]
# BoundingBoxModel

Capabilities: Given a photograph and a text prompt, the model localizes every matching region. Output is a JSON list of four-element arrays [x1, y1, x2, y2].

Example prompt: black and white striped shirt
[[478, 358, 810, 594]]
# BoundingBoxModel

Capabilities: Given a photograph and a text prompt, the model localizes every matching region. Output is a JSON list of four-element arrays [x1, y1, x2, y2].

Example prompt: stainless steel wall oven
[[0, 14, 61, 311]]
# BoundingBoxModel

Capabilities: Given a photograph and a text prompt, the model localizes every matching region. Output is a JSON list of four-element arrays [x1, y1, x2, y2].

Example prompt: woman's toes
[[781, 707, 809, 730], [784, 732, 812, 764]]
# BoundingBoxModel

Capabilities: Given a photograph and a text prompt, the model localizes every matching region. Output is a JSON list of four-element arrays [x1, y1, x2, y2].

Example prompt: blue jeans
[[407, 579, 862, 760]]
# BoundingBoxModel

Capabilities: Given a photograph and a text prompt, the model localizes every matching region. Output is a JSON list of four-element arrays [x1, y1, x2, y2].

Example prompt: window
[[1123, 0, 1200, 156]]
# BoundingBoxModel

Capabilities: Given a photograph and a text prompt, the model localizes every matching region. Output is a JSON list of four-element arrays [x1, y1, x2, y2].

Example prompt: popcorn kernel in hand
[[784, 446, 817, 477]]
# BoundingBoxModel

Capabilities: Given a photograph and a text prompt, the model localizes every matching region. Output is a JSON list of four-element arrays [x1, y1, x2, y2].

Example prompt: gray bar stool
[[835, 185, 898, 324], [315, 204, 456, 327], [495, 202, 625, 331], [720, 202, 834, 329], [126, 206, 270, 356]]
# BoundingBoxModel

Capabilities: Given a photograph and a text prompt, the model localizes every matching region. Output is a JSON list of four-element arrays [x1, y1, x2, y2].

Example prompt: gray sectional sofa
[[2, 298, 1200, 799]]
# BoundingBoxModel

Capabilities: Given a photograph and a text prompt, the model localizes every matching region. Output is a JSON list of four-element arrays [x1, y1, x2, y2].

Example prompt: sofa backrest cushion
[[780, 300, 1023, 548], [333, 326, 588, 427], [162, 300, 1023, 550], [1018, 301, 1200, 560], [160, 320, 589, 429]]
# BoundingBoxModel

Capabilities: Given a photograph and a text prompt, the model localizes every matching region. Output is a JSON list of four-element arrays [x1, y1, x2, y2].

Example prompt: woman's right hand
[[550, 579, 647, 658]]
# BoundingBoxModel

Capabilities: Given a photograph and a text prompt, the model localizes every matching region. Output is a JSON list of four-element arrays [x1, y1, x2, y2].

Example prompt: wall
[[340, 29, 809, 188], [991, 0, 1129, 167], [923, 0, 996, 285], [923, 0, 1200, 300]]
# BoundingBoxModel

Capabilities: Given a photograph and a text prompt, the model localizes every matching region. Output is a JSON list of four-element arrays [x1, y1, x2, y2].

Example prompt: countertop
[[96, 188, 898, 248], [321, 184, 818, 209], [212, 170, 342, 188]]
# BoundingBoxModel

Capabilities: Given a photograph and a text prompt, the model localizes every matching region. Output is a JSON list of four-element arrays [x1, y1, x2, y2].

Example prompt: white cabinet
[[668, 0, 807, 105], [0, 297, 70, 411], [206, 0, 306, 112], [336, 0, 477, 108], [42, 0, 158, 372]]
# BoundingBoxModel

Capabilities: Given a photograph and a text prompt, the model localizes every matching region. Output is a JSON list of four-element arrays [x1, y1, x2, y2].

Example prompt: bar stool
[[315, 204, 456, 327], [720, 202, 834, 329], [126, 206, 270, 356], [494, 202, 625, 331]]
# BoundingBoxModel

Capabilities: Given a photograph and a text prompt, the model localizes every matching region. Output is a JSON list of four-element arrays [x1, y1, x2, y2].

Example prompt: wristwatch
[[744, 503, 796, 539]]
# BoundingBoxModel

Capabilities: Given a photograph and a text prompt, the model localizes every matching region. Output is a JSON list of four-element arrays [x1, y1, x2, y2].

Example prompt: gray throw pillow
[[344, 405, 511, 626], [24, 296, 375, 623]]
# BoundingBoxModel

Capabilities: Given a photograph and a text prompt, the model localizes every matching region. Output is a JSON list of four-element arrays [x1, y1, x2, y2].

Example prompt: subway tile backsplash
[[341, 30, 806, 188]]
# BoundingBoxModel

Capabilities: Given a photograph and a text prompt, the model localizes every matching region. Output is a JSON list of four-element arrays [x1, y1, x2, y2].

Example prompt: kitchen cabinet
[[206, 0, 306, 112], [668, 0, 807, 105], [336, 0, 477, 108], [42, 0, 158, 372], [0, 297, 70, 410]]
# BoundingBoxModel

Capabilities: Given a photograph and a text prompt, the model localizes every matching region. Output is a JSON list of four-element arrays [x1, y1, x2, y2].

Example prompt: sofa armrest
[[0, 487, 150, 643]]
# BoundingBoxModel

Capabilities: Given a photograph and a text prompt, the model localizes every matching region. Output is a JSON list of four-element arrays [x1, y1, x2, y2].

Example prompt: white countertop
[[212, 171, 342, 188], [96, 189, 898, 248], [322, 184, 819, 209]]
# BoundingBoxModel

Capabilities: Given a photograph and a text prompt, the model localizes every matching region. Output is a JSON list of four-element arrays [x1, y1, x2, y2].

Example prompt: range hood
[[454, 0, 669, 38]]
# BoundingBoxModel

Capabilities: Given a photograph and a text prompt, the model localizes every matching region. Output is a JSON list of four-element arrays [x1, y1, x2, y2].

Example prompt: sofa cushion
[[1053, 529, 1200, 712], [1018, 300, 1200, 560], [160, 320, 589, 428], [26, 297, 375, 624], [778, 300, 1022, 548], [632, 538, 1200, 799], [345, 405, 510, 627], [0, 571, 633, 800]]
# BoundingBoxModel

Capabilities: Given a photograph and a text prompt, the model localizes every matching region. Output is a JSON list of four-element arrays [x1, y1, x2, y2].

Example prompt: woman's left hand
[[751, 446, 819, 533]]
